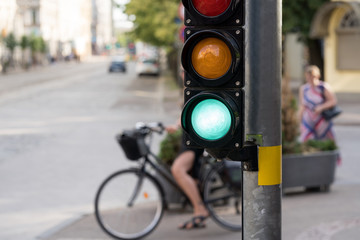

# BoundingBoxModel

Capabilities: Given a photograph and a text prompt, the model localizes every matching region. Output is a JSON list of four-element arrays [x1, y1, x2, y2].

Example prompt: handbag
[[319, 84, 342, 121], [321, 105, 342, 120]]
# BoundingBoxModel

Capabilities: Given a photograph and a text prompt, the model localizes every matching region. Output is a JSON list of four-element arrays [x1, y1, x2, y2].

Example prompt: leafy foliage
[[29, 35, 46, 53], [283, 140, 337, 154], [283, 0, 330, 42], [3, 33, 17, 53], [282, 0, 330, 78], [20, 35, 30, 50], [305, 139, 337, 151], [125, 0, 180, 47], [158, 129, 182, 166], [282, 77, 299, 148]]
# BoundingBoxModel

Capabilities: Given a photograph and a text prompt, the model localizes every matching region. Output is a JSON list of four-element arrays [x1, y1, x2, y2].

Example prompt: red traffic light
[[182, 0, 244, 26], [192, 0, 231, 17]]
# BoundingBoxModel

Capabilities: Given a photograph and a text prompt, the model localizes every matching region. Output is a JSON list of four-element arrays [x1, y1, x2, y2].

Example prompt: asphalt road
[[1, 57, 359, 240], [0, 57, 180, 240]]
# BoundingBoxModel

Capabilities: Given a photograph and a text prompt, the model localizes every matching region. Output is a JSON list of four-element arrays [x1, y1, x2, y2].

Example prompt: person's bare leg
[[171, 151, 208, 228]]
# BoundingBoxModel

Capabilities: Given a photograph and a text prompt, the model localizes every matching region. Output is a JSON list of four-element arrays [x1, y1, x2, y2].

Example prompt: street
[[0, 57, 360, 240], [0, 57, 180, 240]]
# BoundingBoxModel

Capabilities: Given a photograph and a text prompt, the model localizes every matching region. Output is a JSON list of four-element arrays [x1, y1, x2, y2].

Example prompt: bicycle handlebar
[[134, 122, 165, 135]]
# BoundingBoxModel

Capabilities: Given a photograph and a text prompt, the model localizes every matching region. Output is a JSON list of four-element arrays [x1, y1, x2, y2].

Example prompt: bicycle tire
[[203, 163, 242, 231], [95, 168, 165, 240]]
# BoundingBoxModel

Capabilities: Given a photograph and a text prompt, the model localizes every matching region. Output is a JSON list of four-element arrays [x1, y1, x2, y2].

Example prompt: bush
[[304, 139, 337, 152], [158, 129, 182, 166], [283, 139, 337, 155]]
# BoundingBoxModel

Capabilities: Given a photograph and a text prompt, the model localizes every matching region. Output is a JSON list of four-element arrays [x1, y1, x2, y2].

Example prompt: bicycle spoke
[[95, 169, 164, 240], [204, 192, 238, 204], [203, 164, 242, 231]]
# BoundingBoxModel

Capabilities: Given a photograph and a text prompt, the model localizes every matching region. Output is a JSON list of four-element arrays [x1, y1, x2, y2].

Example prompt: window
[[336, 10, 360, 70], [24, 8, 39, 26], [339, 11, 360, 29]]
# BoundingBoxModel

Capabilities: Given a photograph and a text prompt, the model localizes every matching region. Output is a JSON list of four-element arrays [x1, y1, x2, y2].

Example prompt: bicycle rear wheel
[[203, 163, 242, 231], [95, 168, 165, 240]]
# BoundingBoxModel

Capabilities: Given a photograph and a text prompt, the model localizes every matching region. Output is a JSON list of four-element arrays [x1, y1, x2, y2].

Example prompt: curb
[[38, 214, 85, 240]]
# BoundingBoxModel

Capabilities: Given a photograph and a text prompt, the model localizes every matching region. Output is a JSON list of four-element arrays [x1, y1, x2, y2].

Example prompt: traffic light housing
[[181, 0, 245, 159], [182, 0, 244, 26]]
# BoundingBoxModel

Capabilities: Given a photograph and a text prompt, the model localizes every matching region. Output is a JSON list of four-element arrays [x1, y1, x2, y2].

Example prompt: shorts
[[178, 143, 204, 179]]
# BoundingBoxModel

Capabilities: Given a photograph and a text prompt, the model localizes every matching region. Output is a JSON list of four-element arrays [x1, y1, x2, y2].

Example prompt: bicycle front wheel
[[95, 168, 165, 240], [203, 163, 242, 231]]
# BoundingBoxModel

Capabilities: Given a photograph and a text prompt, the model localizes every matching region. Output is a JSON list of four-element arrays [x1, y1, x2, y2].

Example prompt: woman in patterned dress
[[298, 65, 338, 142]]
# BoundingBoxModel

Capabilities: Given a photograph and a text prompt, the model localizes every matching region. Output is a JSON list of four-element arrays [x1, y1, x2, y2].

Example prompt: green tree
[[3, 33, 17, 67], [124, 0, 179, 48], [20, 35, 29, 50], [39, 37, 46, 53], [4, 32, 17, 53], [20, 35, 30, 68], [29, 35, 46, 52], [283, 0, 329, 76], [29, 35, 47, 65], [124, 0, 181, 78]]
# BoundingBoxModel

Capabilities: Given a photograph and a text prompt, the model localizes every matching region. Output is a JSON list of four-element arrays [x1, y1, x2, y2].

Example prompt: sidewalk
[[39, 76, 360, 240], [0, 56, 110, 94], [334, 93, 360, 126], [40, 184, 360, 240], [40, 97, 360, 240], [40, 209, 240, 240]]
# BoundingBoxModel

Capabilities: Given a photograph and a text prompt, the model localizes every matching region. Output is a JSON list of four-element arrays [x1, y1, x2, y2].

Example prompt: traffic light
[[180, 0, 245, 159]]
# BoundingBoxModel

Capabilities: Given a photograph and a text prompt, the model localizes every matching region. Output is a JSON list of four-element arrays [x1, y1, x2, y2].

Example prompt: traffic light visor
[[191, 37, 231, 79], [191, 99, 232, 140], [192, 0, 231, 17]]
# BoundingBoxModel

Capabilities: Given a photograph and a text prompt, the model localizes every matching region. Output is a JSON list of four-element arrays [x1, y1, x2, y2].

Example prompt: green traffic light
[[191, 99, 232, 140]]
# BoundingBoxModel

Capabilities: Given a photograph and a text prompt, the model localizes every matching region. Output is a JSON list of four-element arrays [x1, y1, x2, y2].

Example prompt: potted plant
[[281, 77, 339, 192], [158, 129, 182, 169], [157, 77, 338, 194], [157, 129, 186, 206]]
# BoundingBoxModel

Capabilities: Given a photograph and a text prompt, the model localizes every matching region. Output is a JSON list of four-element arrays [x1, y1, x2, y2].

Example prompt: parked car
[[136, 58, 160, 76], [108, 57, 126, 73]]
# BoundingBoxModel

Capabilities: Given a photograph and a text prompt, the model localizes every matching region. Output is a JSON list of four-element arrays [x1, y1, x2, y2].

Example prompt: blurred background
[[0, 0, 360, 240]]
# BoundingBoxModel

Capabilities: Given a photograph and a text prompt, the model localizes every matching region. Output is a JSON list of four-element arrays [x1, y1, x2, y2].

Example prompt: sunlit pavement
[[1, 57, 359, 239], [40, 80, 360, 240], [39, 183, 360, 240]]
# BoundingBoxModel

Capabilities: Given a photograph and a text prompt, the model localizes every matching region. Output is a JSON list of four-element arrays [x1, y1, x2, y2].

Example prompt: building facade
[[91, 0, 113, 54], [285, 0, 360, 93], [0, 0, 18, 64], [1, 0, 113, 65], [0, 0, 17, 37], [55, 0, 92, 59], [311, 0, 360, 93]]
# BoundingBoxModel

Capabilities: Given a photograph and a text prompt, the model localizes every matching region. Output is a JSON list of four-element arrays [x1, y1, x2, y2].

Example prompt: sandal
[[179, 216, 208, 230]]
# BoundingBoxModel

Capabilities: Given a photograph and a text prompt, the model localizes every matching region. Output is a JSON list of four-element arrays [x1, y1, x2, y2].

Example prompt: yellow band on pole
[[258, 145, 282, 185]]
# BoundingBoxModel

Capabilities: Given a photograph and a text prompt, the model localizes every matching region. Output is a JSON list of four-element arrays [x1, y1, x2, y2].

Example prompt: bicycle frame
[[144, 152, 184, 194], [124, 151, 188, 210], [95, 123, 243, 240]]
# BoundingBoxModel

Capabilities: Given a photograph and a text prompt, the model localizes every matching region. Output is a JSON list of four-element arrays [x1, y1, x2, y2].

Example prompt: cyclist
[[166, 121, 209, 230]]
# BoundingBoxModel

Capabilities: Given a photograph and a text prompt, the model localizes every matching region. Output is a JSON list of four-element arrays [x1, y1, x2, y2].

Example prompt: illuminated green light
[[191, 99, 231, 140]]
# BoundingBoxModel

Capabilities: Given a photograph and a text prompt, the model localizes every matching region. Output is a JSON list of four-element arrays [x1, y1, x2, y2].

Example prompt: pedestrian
[[298, 65, 338, 143], [166, 121, 209, 230]]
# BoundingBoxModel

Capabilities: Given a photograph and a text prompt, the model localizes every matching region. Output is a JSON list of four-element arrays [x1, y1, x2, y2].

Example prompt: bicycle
[[94, 122, 242, 240]]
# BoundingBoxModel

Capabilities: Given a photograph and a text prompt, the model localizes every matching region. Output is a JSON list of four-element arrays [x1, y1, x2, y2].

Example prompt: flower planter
[[282, 150, 338, 192]]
